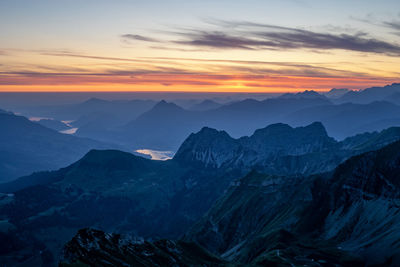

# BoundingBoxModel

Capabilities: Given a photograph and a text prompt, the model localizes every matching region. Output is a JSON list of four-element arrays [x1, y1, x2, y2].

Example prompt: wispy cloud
[[175, 21, 400, 55], [121, 34, 160, 43], [122, 19, 400, 55], [383, 20, 400, 36]]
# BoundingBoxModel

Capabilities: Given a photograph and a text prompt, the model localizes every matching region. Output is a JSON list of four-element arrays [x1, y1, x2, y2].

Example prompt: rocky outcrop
[[60, 228, 225, 267], [175, 122, 400, 175]]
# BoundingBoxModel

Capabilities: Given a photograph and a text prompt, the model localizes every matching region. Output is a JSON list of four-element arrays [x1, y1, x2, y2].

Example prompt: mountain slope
[[315, 140, 400, 265], [188, 99, 223, 111], [284, 101, 400, 139], [186, 140, 400, 266], [57, 139, 400, 266], [336, 83, 400, 104], [0, 113, 116, 182], [59, 228, 225, 267], [123, 100, 203, 150]]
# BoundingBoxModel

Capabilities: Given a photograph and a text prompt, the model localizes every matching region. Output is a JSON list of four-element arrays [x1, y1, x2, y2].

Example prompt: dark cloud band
[[122, 20, 400, 55]]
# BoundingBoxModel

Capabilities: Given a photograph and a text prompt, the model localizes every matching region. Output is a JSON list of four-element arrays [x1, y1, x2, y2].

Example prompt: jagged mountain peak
[[278, 90, 326, 99], [174, 122, 339, 171], [174, 127, 236, 166], [324, 88, 350, 99], [154, 99, 181, 109]]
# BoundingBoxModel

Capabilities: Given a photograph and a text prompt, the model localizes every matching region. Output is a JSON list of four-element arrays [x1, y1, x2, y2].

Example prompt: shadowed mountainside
[[60, 140, 400, 266], [0, 112, 119, 182]]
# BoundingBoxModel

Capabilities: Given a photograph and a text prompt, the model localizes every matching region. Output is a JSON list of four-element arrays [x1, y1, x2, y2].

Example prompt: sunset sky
[[1, 0, 400, 92]]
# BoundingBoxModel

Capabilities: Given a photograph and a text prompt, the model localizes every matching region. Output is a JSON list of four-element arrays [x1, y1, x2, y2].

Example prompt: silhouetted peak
[[152, 100, 183, 111], [278, 90, 325, 99], [324, 88, 350, 99], [174, 127, 234, 162], [83, 97, 107, 105]]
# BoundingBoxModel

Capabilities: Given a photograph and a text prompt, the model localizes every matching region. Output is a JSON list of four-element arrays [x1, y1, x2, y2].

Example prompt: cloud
[[383, 20, 400, 36], [121, 34, 159, 42], [172, 21, 400, 55], [122, 19, 400, 55]]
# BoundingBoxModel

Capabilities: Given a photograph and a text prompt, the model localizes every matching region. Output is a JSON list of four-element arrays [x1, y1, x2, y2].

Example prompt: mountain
[[16, 98, 156, 122], [0, 147, 241, 266], [10, 98, 156, 145], [58, 138, 400, 266], [37, 118, 71, 132], [188, 99, 223, 111], [175, 122, 400, 175], [0, 113, 117, 182], [75, 91, 400, 150], [186, 140, 400, 266], [278, 90, 327, 100], [284, 101, 400, 140], [6, 122, 399, 193], [68, 99, 156, 143], [122, 100, 203, 150], [384, 91, 400, 105], [2, 123, 400, 266], [59, 228, 224, 267], [323, 88, 350, 99], [79, 97, 332, 151], [336, 83, 400, 104]]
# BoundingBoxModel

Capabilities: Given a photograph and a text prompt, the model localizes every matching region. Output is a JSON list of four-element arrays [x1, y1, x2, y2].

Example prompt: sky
[[1, 0, 400, 93]]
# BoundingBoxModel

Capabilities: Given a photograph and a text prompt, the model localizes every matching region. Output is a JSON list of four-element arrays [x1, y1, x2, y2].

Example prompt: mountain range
[[1, 122, 400, 266], [59, 139, 400, 266], [4, 83, 400, 153], [335, 83, 400, 104], [73, 84, 400, 151]]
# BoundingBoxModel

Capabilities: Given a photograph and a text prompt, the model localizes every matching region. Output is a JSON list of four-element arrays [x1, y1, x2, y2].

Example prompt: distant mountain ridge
[[278, 90, 327, 100], [0, 112, 118, 182], [323, 88, 350, 98], [284, 100, 400, 139], [120, 97, 332, 150], [335, 83, 400, 104], [188, 99, 222, 111]]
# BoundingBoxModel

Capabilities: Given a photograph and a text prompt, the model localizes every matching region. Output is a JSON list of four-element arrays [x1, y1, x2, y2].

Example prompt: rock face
[[318, 140, 400, 265], [186, 140, 400, 266], [60, 228, 224, 267], [175, 122, 400, 175]]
